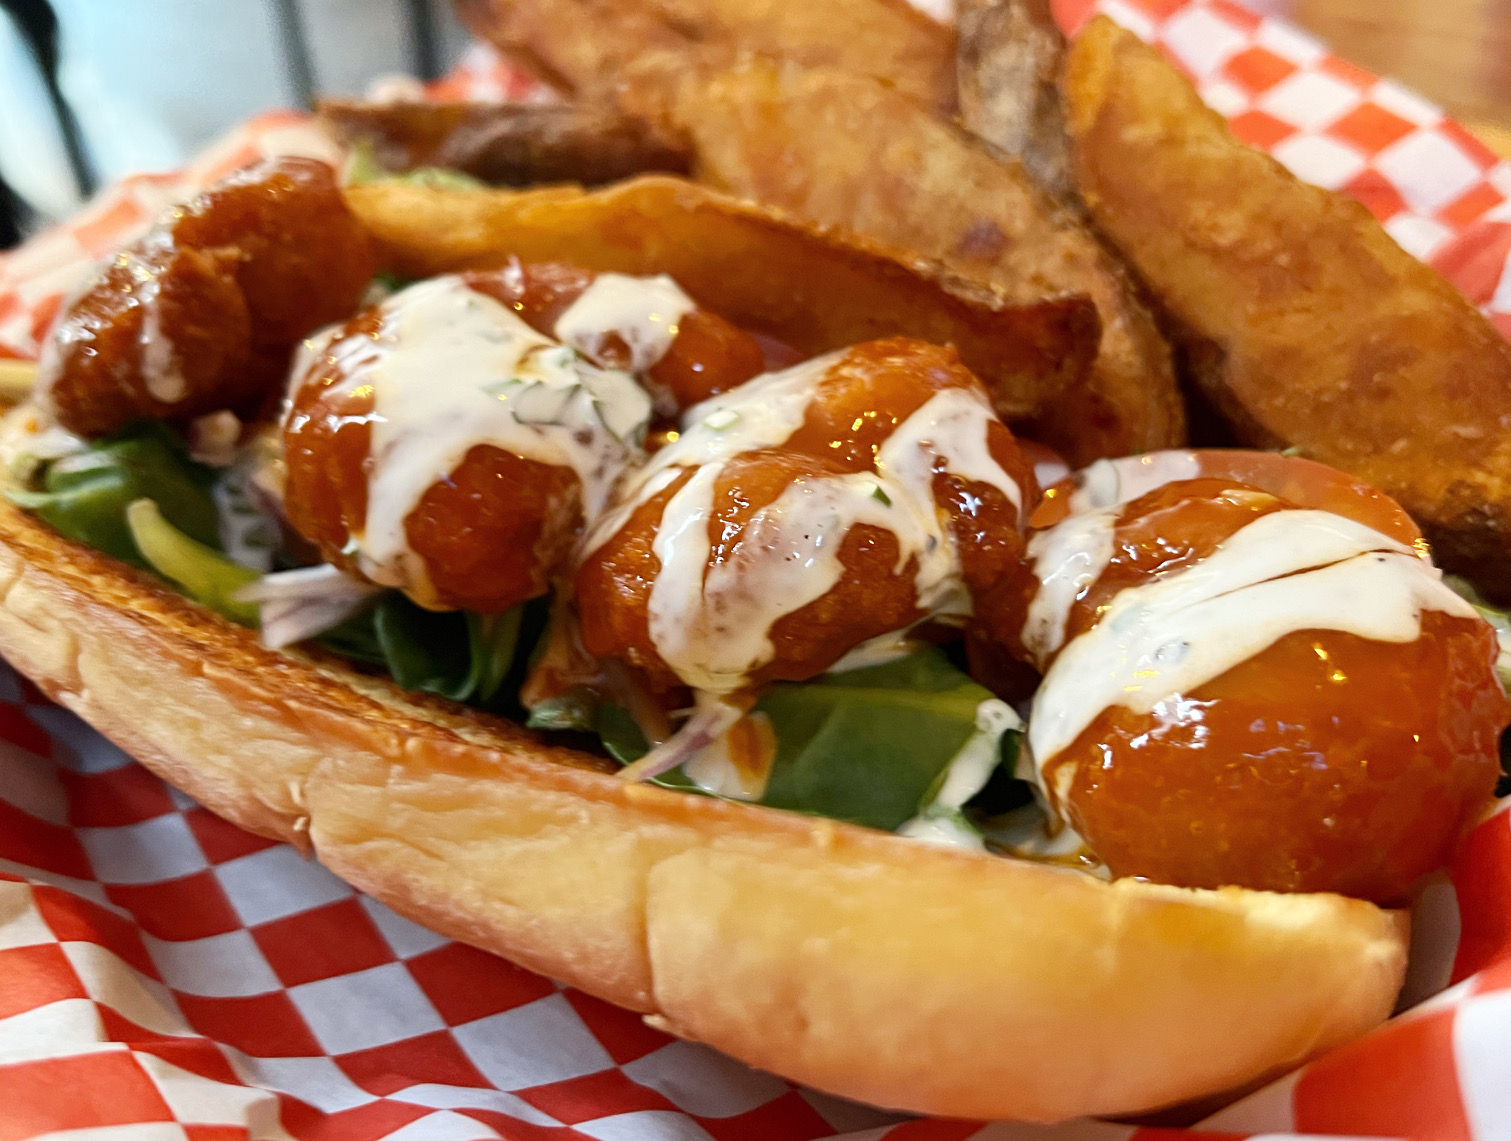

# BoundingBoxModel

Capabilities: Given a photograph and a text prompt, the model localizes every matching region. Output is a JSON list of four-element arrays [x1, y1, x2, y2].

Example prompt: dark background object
[[0, 174, 26, 249], [0, 0, 92, 246], [0, 0, 456, 249]]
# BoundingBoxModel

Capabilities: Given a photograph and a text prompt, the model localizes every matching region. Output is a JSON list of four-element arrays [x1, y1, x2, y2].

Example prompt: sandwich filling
[[11, 157, 1507, 903]]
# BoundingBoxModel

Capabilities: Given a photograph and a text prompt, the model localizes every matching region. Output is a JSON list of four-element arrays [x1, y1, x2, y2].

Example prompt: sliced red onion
[[617, 692, 750, 783], [235, 564, 382, 650]]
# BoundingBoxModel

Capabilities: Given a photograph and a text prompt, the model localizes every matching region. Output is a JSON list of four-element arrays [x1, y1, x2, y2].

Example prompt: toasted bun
[[0, 469, 1407, 1122]]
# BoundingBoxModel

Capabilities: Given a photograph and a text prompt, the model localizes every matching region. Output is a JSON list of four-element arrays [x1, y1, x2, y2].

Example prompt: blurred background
[[0, 0, 470, 244], [0, 0, 1507, 248]]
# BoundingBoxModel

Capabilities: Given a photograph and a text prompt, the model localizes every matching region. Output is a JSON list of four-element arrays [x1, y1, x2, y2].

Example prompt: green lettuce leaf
[[331, 593, 525, 706], [757, 650, 1003, 830], [125, 499, 259, 624], [9, 423, 220, 567], [345, 139, 486, 192], [593, 649, 1022, 829]]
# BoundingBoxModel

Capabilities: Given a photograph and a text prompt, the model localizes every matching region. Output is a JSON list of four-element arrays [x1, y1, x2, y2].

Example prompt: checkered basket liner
[[0, 1, 1508, 1138]]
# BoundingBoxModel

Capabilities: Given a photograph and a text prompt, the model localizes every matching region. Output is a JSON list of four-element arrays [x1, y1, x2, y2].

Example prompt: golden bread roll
[[0, 474, 1407, 1122]]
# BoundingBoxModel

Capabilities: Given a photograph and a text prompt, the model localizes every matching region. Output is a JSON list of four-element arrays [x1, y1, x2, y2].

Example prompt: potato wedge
[[1063, 17, 1511, 596], [453, 0, 954, 112], [627, 57, 1181, 464], [343, 176, 1098, 418], [956, 0, 1074, 200], [318, 99, 689, 186]]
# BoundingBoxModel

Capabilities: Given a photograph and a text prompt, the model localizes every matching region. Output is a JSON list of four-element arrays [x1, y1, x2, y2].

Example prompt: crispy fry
[[453, 0, 955, 112], [956, 0, 1074, 200], [318, 99, 690, 186], [1062, 17, 1511, 595], [344, 176, 1098, 418], [0, 359, 36, 405], [629, 57, 1181, 464]]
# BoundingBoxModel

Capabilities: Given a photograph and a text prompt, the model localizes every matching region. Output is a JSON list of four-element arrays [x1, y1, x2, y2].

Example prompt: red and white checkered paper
[[1, 1, 1510, 1138]]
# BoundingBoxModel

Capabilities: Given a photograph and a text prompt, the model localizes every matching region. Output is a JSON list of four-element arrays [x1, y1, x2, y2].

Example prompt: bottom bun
[[0, 495, 1408, 1122]]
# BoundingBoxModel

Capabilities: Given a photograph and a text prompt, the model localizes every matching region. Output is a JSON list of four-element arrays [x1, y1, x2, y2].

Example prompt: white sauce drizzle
[[680, 711, 776, 801], [1020, 506, 1117, 663], [1027, 509, 1479, 785], [591, 354, 1029, 695], [295, 275, 652, 604], [34, 236, 190, 407], [897, 699, 1022, 850], [554, 273, 695, 373], [0, 404, 85, 482], [580, 353, 841, 566], [878, 388, 1024, 516], [827, 629, 926, 673], [1067, 450, 1202, 514], [138, 279, 187, 403], [650, 469, 920, 693], [1033, 454, 1071, 490], [115, 233, 189, 405]]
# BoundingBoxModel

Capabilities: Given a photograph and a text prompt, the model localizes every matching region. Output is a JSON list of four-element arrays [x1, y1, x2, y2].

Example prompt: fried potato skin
[[635, 57, 1182, 465], [1063, 17, 1511, 596], [453, 0, 955, 113], [343, 176, 1098, 420], [318, 99, 691, 186], [956, 0, 1074, 200]]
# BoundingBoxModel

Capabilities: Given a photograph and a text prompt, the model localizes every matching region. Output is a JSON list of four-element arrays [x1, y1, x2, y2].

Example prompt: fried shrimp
[[40, 157, 376, 438], [575, 338, 1037, 692], [1018, 453, 1507, 901]]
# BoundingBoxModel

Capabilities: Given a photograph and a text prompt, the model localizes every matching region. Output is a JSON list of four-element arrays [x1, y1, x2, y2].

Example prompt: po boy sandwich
[[0, 154, 1501, 1124]]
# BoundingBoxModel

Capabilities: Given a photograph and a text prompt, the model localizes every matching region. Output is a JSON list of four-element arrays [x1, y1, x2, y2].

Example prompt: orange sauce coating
[[577, 451, 923, 692], [464, 265, 766, 410], [282, 308, 578, 614], [574, 339, 1035, 690], [790, 339, 1036, 647], [284, 267, 769, 612], [46, 157, 375, 437], [1034, 475, 1507, 902]]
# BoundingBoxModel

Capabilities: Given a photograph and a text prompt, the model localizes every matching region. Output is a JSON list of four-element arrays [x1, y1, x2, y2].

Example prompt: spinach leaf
[[372, 595, 474, 700], [589, 649, 1020, 829], [10, 423, 220, 567], [755, 649, 999, 831], [314, 609, 390, 667], [337, 593, 525, 705], [467, 608, 523, 705], [596, 702, 648, 764]]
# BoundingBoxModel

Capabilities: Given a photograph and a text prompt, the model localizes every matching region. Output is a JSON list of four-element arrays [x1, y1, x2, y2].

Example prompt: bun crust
[[0, 486, 1408, 1122]]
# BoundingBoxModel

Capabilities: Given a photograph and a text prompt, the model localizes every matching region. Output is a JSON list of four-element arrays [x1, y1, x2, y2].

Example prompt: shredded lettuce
[[125, 499, 260, 624]]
